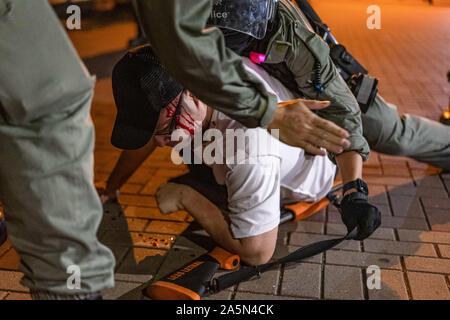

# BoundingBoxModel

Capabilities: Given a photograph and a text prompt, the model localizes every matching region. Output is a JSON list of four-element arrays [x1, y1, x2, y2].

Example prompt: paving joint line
[[445, 274, 450, 293], [405, 161, 416, 184], [399, 256, 413, 300], [322, 262, 449, 276], [361, 267, 369, 300], [418, 197, 433, 231], [361, 250, 447, 259], [438, 174, 450, 197], [434, 243, 444, 259], [385, 185, 396, 217], [0, 289, 30, 295], [233, 289, 319, 300], [277, 263, 285, 296]]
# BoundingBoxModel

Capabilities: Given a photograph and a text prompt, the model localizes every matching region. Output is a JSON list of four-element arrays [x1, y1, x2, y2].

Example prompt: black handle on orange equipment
[[147, 247, 239, 300]]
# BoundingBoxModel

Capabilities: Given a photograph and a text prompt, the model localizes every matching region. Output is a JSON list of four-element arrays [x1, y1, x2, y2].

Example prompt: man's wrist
[[342, 190, 369, 203], [343, 178, 368, 196], [105, 182, 120, 198], [343, 187, 359, 197]]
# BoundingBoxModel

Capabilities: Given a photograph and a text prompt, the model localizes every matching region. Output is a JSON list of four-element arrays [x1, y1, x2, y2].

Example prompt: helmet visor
[[207, 0, 275, 39]]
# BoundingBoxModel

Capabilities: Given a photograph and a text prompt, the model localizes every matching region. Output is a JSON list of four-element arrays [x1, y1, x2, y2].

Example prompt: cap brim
[[110, 115, 156, 150]]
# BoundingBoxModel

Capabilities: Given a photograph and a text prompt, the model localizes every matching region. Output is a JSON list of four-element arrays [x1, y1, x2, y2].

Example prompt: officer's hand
[[156, 183, 187, 214], [268, 99, 350, 156], [340, 193, 382, 240]]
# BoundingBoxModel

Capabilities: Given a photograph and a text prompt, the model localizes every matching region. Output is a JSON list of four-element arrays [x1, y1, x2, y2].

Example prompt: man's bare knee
[[239, 248, 274, 266], [237, 228, 278, 266]]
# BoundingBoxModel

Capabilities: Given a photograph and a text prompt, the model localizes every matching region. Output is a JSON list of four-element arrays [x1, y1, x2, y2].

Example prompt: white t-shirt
[[207, 58, 336, 239]]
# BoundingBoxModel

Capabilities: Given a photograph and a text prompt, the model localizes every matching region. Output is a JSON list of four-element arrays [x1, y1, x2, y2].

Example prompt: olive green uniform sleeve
[[262, 1, 370, 162], [132, 0, 278, 129]]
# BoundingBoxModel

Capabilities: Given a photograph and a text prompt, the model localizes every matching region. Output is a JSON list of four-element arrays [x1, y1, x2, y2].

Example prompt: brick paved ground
[[0, 0, 449, 300]]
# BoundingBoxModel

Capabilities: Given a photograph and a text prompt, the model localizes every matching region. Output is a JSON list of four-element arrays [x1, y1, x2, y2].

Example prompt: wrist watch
[[343, 178, 369, 196]]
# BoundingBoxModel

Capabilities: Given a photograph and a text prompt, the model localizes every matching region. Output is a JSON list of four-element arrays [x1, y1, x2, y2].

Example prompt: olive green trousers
[[0, 0, 115, 296], [363, 95, 450, 170]]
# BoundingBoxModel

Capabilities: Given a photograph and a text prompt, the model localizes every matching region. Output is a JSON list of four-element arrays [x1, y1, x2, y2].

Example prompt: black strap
[[208, 228, 357, 293], [344, 191, 368, 202], [343, 178, 369, 196], [294, 0, 327, 36]]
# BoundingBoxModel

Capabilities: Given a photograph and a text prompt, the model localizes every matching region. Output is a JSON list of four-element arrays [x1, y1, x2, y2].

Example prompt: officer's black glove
[[340, 192, 381, 240]]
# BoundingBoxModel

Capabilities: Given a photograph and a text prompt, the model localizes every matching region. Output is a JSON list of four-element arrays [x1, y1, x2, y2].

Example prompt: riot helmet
[[207, 0, 278, 39]]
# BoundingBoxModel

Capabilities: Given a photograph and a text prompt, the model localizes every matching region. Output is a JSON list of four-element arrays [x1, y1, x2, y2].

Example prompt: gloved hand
[[340, 192, 381, 240]]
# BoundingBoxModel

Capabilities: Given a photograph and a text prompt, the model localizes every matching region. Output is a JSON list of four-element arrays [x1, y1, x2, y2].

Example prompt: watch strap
[[343, 178, 369, 196], [343, 191, 368, 202]]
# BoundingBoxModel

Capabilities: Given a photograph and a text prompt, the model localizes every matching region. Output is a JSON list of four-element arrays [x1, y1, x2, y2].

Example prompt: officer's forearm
[[336, 151, 363, 195], [132, 0, 277, 129], [315, 62, 370, 162]]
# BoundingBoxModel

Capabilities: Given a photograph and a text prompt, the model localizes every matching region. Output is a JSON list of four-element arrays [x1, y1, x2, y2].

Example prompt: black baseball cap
[[111, 45, 183, 150]]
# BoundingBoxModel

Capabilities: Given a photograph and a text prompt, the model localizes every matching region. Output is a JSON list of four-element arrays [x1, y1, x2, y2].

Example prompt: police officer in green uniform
[[229, 0, 450, 170], [134, 0, 375, 205], [214, 0, 449, 171], [132, 0, 449, 170], [263, 0, 450, 170], [0, 0, 115, 299], [132, 0, 356, 159]]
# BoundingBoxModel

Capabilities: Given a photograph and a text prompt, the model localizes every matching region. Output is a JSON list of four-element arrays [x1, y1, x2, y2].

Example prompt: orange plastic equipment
[[146, 247, 239, 300], [285, 180, 342, 221], [147, 281, 201, 300], [208, 247, 240, 270], [284, 197, 330, 221]]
